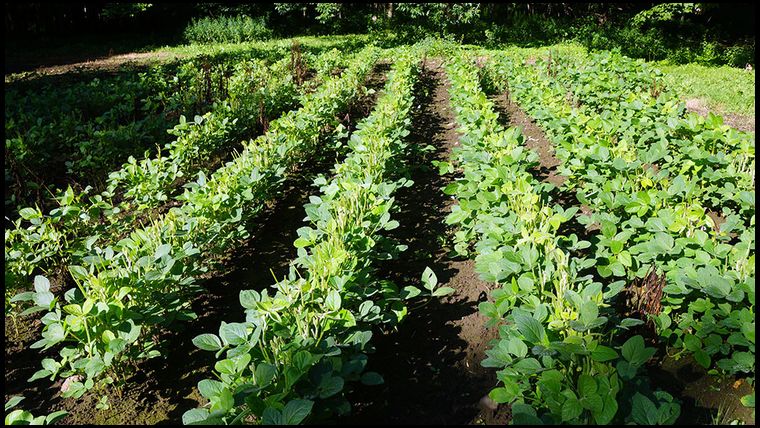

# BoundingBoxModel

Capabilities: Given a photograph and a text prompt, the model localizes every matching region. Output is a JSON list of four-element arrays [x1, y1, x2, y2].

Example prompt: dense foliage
[[6, 3, 755, 67]]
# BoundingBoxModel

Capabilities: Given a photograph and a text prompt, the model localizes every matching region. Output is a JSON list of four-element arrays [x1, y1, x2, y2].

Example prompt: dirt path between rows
[[7, 52, 183, 79], [341, 58, 505, 425]]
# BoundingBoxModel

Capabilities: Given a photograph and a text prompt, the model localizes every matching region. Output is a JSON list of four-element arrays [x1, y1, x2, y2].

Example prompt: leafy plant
[[4, 396, 67, 425]]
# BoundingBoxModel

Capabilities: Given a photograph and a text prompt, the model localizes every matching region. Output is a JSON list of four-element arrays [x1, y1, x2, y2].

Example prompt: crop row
[[484, 48, 754, 390], [4, 38, 362, 213], [449, 46, 755, 422], [181, 45, 452, 425], [5, 56, 251, 212], [484, 49, 754, 225], [16, 46, 381, 401], [442, 51, 677, 424], [5, 48, 349, 313]]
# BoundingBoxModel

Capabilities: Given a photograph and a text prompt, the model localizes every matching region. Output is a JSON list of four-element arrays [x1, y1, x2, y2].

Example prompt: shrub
[[183, 15, 273, 44]]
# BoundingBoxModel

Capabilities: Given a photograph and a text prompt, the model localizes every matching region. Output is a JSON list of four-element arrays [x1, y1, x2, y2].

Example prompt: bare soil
[[6, 52, 182, 80], [341, 59, 508, 425], [685, 98, 755, 133]]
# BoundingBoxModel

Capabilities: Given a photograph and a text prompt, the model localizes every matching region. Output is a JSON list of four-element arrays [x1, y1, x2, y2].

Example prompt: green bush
[[183, 15, 273, 44]]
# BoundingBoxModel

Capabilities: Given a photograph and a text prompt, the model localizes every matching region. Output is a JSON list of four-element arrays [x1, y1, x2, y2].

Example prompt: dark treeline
[[4, 3, 756, 66]]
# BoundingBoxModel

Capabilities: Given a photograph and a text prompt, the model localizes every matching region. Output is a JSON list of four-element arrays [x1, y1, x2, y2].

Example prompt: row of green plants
[[14, 46, 382, 404], [4, 36, 363, 214], [4, 47, 350, 315], [478, 48, 754, 419], [442, 51, 679, 424], [485, 49, 754, 225], [5, 56, 243, 212], [181, 45, 437, 425], [480, 47, 754, 384]]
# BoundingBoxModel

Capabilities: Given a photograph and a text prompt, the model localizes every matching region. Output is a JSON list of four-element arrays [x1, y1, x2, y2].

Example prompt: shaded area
[[341, 59, 504, 425], [648, 355, 755, 425], [10, 52, 184, 78]]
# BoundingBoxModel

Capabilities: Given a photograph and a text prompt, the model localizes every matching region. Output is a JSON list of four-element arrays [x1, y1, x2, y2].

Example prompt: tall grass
[[183, 15, 273, 44]]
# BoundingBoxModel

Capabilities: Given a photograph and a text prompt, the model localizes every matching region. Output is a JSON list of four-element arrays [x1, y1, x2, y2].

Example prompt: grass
[[7, 31, 755, 122], [656, 62, 756, 117], [153, 34, 368, 56]]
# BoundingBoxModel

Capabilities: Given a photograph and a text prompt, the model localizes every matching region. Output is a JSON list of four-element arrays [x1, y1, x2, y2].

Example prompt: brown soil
[[685, 98, 755, 133], [489, 90, 598, 238], [340, 59, 507, 425], [6, 52, 182, 80], [489, 92, 566, 187], [650, 355, 755, 425]]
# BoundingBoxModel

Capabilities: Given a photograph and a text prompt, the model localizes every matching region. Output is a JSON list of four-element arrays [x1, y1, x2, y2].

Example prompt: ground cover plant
[[3, 19, 755, 427]]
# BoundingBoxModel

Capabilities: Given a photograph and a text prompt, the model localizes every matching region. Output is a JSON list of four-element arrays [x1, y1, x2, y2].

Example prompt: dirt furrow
[[342, 58, 503, 425]]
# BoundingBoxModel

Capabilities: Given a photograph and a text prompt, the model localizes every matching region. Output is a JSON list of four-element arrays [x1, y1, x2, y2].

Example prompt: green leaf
[[489, 384, 519, 404], [325, 290, 341, 311], [683, 334, 702, 352], [192, 334, 223, 351], [401, 286, 421, 299], [154, 243, 172, 260], [45, 410, 69, 425], [578, 374, 597, 397], [360, 371, 384, 386], [182, 408, 210, 425], [198, 379, 224, 399], [220, 322, 248, 346], [562, 397, 583, 421], [239, 290, 260, 309], [631, 392, 658, 425], [254, 363, 277, 387], [507, 338, 528, 358], [595, 393, 618, 424], [513, 358, 543, 374], [5, 409, 33, 425], [28, 369, 52, 382], [19, 207, 38, 220], [210, 388, 233, 416], [514, 312, 546, 344], [591, 345, 619, 362], [432, 286, 455, 297], [214, 359, 236, 375], [33, 275, 51, 293], [622, 335, 654, 366], [693, 349, 711, 369], [69, 265, 89, 282], [619, 318, 645, 329], [421, 267, 437, 291], [511, 403, 543, 424], [5, 396, 24, 411], [616, 360, 637, 380], [579, 301, 599, 325], [282, 399, 313, 425], [740, 393, 755, 408], [318, 376, 344, 398], [262, 408, 283, 425], [293, 237, 311, 248]]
